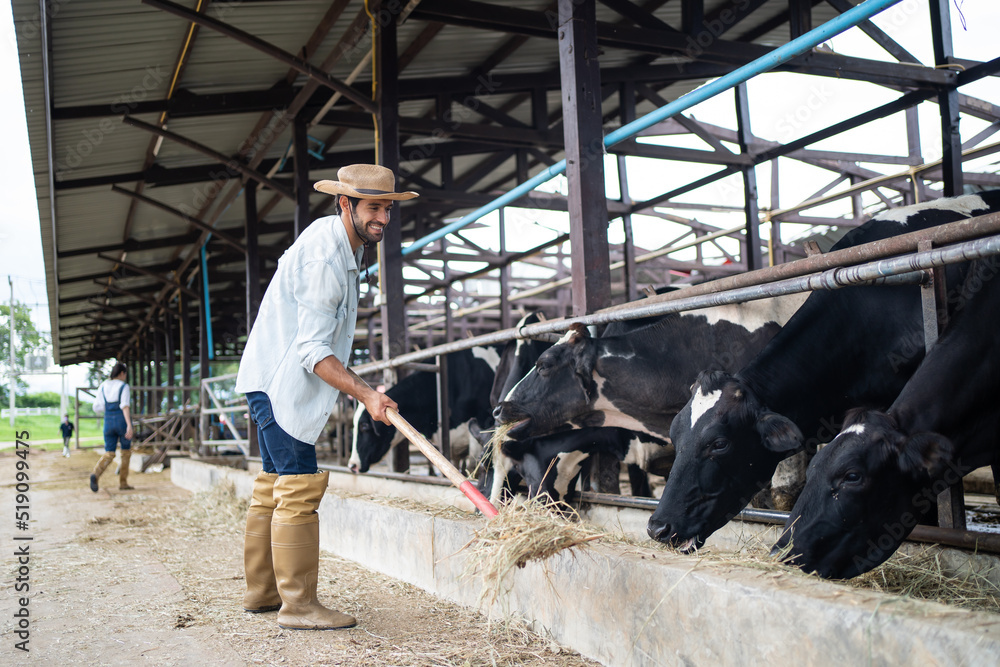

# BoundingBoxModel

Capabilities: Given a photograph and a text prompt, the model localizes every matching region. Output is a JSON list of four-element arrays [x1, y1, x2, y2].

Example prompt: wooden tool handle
[[349, 370, 498, 517], [384, 408, 498, 517]]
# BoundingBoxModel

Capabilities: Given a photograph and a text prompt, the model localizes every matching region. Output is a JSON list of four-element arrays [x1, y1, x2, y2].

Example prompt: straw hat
[[314, 164, 418, 201]]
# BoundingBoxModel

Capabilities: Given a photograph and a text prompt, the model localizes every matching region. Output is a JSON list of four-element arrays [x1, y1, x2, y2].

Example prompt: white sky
[[2, 0, 998, 396]]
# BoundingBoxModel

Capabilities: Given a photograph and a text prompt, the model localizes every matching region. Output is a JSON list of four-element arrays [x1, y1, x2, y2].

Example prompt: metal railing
[[199, 373, 249, 453]]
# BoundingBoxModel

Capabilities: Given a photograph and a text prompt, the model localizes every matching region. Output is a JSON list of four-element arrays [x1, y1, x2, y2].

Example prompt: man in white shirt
[[235, 164, 412, 630]]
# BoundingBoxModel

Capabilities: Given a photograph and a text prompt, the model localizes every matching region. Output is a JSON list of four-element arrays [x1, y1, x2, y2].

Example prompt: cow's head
[[772, 409, 953, 579], [647, 370, 802, 550], [468, 417, 524, 504], [495, 323, 601, 439], [348, 403, 400, 473], [490, 312, 551, 408]]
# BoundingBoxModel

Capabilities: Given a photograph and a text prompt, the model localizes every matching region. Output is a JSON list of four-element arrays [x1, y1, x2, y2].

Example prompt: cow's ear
[[895, 432, 953, 480], [467, 417, 482, 441], [566, 322, 590, 344], [757, 411, 803, 453]]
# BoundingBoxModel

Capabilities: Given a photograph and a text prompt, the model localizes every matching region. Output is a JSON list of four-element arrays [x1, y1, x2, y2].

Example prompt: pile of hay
[[851, 548, 1000, 613], [461, 497, 605, 606]]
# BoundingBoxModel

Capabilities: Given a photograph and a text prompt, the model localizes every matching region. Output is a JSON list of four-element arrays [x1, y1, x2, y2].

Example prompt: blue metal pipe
[[200, 244, 215, 361], [363, 0, 902, 279]]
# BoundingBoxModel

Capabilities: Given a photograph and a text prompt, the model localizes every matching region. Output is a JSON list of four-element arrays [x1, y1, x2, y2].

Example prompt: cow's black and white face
[[495, 324, 601, 439], [772, 409, 953, 579], [349, 404, 403, 473], [647, 371, 802, 550]]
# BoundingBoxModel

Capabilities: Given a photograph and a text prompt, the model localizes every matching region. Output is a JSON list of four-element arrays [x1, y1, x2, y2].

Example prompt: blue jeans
[[245, 391, 317, 475], [103, 409, 132, 452]]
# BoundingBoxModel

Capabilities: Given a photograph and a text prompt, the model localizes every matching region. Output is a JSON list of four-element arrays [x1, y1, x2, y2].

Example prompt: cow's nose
[[646, 518, 672, 542], [492, 404, 503, 421], [770, 530, 792, 558]]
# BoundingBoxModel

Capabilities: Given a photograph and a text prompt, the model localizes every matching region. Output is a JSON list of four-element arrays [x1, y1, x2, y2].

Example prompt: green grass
[[0, 414, 105, 450]]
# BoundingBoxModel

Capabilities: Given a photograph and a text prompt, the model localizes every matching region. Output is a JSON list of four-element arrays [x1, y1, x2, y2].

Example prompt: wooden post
[[558, 0, 611, 317]]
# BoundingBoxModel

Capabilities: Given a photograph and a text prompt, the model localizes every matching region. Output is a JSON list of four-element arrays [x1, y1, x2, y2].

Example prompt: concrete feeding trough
[[172, 459, 1000, 666]]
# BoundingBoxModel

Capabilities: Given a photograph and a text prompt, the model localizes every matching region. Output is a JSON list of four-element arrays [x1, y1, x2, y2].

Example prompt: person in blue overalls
[[90, 362, 135, 492]]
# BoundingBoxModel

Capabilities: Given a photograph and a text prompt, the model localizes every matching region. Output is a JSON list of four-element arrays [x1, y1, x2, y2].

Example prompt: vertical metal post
[[377, 4, 409, 473], [436, 353, 450, 469], [681, 0, 703, 36], [8, 276, 15, 428], [917, 239, 965, 529], [929, 0, 962, 196], [245, 183, 261, 333], [154, 319, 163, 416], [619, 81, 638, 301], [74, 388, 80, 450], [558, 0, 611, 317], [905, 106, 923, 203], [789, 0, 812, 39], [165, 312, 175, 411], [199, 294, 209, 387], [293, 117, 311, 238], [180, 294, 191, 409], [498, 208, 511, 330], [769, 160, 781, 265], [736, 83, 763, 271]]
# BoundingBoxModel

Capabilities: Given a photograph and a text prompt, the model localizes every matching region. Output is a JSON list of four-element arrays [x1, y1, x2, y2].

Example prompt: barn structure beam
[[736, 83, 763, 271], [929, 0, 962, 196], [558, 0, 610, 316]]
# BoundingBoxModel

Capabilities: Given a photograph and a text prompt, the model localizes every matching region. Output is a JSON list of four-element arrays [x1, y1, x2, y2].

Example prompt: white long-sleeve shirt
[[235, 214, 364, 444]]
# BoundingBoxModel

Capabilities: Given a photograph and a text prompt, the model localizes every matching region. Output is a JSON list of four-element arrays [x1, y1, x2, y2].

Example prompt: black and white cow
[[772, 258, 1000, 579], [349, 346, 501, 473], [471, 418, 670, 503], [648, 191, 1000, 552], [494, 295, 807, 500], [482, 311, 677, 502]]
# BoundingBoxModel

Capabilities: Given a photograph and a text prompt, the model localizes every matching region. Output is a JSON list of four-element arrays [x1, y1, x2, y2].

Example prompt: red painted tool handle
[[460, 481, 500, 518]]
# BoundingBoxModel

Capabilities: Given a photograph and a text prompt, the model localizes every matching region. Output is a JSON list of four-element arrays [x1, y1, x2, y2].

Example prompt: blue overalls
[[103, 383, 132, 452]]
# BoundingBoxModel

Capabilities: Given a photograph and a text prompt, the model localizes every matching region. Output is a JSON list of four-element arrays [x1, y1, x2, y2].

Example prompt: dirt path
[[0, 449, 601, 666]]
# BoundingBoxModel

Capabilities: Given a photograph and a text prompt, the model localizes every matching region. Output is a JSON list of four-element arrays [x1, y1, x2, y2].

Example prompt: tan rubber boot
[[119, 450, 135, 490], [272, 472, 356, 630], [243, 471, 282, 612], [90, 452, 115, 493]]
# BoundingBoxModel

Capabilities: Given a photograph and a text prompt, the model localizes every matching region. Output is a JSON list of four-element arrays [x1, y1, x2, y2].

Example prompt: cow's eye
[[709, 438, 730, 454], [842, 471, 863, 485]]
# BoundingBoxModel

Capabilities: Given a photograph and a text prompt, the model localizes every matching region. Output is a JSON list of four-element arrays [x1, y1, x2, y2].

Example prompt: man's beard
[[352, 211, 384, 245]]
